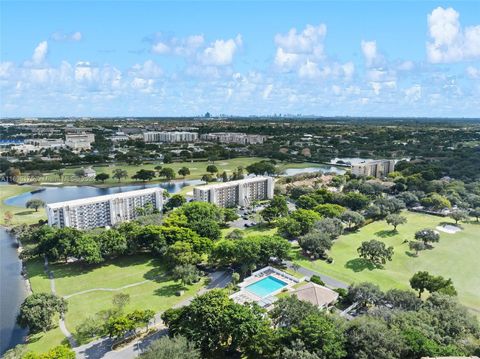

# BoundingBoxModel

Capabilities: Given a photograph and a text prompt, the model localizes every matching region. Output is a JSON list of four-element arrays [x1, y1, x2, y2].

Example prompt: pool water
[[245, 276, 287, 298]]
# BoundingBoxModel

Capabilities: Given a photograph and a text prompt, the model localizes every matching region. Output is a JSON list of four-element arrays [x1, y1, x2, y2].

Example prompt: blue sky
[[1, 1, 479, 117]]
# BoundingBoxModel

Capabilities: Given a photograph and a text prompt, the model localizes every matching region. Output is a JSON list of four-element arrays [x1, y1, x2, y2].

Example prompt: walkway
[[74, 270, 232, 359], [284, 260, 348, 289], [44, 257, 78, 348]]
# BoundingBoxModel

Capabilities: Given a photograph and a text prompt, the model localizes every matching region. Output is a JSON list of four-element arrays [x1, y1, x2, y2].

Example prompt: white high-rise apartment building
[[143, 131, 198, 143], [46, 188, 163, 229], [193, 176, 274, 207], [351, 160, 395, 178], [200, 132, 266, 144]]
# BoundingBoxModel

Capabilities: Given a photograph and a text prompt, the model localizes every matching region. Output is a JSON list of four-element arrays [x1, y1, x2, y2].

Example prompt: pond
[[4, 179, 204, 208]]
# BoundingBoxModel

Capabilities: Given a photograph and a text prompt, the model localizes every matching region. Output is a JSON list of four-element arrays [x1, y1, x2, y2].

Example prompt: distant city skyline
[[1, 1, 479, 118]]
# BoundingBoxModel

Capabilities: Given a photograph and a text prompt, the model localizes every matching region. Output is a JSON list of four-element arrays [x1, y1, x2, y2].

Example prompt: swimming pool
[[245, 276, 287, 298]]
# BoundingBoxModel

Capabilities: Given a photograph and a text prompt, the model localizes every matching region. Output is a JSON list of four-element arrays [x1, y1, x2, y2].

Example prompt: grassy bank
[[0, 184, 44, 226], [293, 211, 480, 313], [24, 254, 204, 351]]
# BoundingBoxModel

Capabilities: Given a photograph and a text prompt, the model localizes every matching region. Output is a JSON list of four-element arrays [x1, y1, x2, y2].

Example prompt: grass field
[[0, 184, 45, 226], [23, 254, 205, 350], [293, 211, 480, 313]]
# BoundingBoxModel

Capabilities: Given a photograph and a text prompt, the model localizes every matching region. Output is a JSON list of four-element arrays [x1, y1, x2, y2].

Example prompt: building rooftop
[[46, 187, 163, 209], [292, 282, 339, 307]]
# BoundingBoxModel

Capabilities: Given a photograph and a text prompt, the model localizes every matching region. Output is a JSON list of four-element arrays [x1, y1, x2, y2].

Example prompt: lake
[[4, 179, 204, 208], [0, 228, 28, 355]]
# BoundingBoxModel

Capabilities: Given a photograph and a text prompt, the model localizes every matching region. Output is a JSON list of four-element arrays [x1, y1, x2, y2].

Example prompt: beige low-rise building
[[351, 159, 395, 178], [292, 282, 339, 308]]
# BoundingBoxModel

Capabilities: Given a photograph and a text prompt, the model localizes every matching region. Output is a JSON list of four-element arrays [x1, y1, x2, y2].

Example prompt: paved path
[[284, 260, 348, 289], [44, 257, 78, 348], [74, 270, 232, 359]]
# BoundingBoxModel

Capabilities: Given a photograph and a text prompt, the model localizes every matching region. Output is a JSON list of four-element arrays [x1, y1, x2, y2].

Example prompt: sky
[[1, 1, 480, 118]]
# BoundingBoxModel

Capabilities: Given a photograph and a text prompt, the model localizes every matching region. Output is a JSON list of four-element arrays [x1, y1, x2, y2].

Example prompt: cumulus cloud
[[32, 41, 48, 64], [404, 84, 422, 101], [151, 34, 205, 56], [361, 40, 384, 67], [129, 60, 163, 79], [427, 7, 480, 63], [274, 24, 327, 70], [199, 35, 242, 66], [51, 31, 82, 42], [262, 84, 273, 99], [466, 66, 480, 78]]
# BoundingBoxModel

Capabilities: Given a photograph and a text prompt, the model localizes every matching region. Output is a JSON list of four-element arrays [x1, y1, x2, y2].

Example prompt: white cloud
[[199, 35, 242, 66], [32, 41, 48, 64], [151, 34, 205, 56], [262, 84, 273, 99], [274, 24, 326, 55], [361, 40, 383, 67], [129, 60, 163, 79], [404, 84, 422, 101], [398, 61, 414, 71], [298, 60, 320, 78], [466, 66, 480, 78], [427, 7, 480, 63], [342, 62, 355, 79], [51, 31, 82, 42]]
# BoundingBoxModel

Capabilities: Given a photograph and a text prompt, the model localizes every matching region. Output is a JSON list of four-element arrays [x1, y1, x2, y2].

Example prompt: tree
[[178, 167, 190, 178], [165, 194, 186, 211], [340, 210, 365, 229], [221, 171, 229, 182], [222, 207, 239, 222], [172, 264, 201, 286], [293, 312, 347, 359], [246, 161, 277, 175], [314, 218, 344, 239], [162, 290, 270, 357], [95, 173, 110, 183], [298, 231, 332, 259], [382, 288, 422, 310], [139, 335, 200, 359], [278, 209, 321, 239], [410, 271, 457, 298], [345, 317, 406, 359], [414, 229, 440, 246], [132, 169, 156, 182], [347, 282, 383, 308], [165, 241, 201, 267], [105, 315, 135, 339], [112, 168, 128, 183], [25, 198, 45, 212], [469, 208, 480, 221], [17, 293, 67, 333], [201, 173, 214, 182], [74, 168, 86, 178], [314, 204, 346, 218], [409, 241, 425, 256], [261, 195, 289, 223], [357, 240, 394, 266], [5, 167, 21, 182], [385, 214, 407, 230], [22, 345, 75, 359], [96, 229, 127, 258], [206, 164, 218, 174], [449, 209, 469, 224], [159, 167, 176, 180], [343, 192, 369, 210], [421, 193, 451, 210], [270, 295, 319, 328]]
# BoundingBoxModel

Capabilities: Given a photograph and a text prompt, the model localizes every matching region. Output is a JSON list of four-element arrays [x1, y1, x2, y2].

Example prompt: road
[[74, 270, 231, 359], [284, 260, 348, 289]]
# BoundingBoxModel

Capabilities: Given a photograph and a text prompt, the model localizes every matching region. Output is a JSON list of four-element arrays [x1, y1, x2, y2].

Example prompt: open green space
[[293, 211, 480, 313], [24, 254, 205, 350], [0, 184, 45, 226]]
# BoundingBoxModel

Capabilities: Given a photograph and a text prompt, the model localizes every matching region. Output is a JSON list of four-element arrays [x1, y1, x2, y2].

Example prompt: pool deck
[[231, 266, 305, 307]]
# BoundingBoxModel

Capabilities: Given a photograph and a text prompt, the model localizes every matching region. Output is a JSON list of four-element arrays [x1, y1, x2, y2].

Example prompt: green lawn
[[221, 222, 278, 238], [294, 212, 480, 313], [24, 254, 205, 350], [0, 184, 45, 226]]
